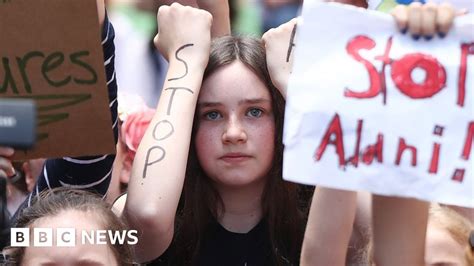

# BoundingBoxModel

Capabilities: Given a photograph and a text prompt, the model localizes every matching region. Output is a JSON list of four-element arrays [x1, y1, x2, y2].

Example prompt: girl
[[4, 188, 134, 265], [122, 3, 307, 265]]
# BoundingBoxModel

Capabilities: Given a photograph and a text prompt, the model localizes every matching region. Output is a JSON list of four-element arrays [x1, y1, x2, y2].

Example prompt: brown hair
[[168, 36, 307, 265], [7, 188, 134, 265]]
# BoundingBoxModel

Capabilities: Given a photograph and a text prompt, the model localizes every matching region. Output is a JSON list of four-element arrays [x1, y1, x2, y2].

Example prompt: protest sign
[[368, 0, 473, 12], [283, 2, 474, 207], [0, 0, 115, 159]]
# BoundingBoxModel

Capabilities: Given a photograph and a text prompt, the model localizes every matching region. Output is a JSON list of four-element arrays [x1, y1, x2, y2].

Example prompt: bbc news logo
[[10, 228, 138, 247]]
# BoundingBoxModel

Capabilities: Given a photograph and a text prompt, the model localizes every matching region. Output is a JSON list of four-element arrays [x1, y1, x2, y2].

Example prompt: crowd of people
[[1, 0, 473, 265]]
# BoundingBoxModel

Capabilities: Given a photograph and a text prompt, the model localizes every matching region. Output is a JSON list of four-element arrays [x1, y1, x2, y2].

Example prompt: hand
[[196, 0, 230, 37], [391, 2, 465, 39], [0, 147, 15, 178], [157, 0, 198, 8], [262, 18, 299, 98], [154, 3, 212, 65], [157, 0, 230, 37]]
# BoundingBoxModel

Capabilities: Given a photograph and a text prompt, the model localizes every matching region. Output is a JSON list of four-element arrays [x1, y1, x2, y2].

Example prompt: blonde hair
[[429, 204, 474, 265], [362, 204, 474, 266]]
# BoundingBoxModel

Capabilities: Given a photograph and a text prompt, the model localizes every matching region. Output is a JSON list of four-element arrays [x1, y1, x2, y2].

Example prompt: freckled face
[[195, 61, 275, 188]]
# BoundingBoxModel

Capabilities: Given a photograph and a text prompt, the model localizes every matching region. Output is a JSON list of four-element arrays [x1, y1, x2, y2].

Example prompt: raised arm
[[301, 187, 357, 266], [96, 0, 105, 27], [262, 17, 298, 98], [122, 3, 211, 262], [263, 17, 360, 265], [196, 0, 230, 37], [158, 0, 230, 37], [371, 3, 459, 266]]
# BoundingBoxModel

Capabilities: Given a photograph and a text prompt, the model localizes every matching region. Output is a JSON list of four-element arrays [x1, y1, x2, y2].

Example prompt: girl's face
[[196, 61, 275, 188], [21, 210, 118, 266]]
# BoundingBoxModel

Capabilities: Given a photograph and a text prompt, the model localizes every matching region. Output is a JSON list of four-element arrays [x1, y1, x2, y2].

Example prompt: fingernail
[[400, 27, 408, 34], [424, 35, 433, 41], [412, 34, 420, 40], [438, 32, 446, 38]]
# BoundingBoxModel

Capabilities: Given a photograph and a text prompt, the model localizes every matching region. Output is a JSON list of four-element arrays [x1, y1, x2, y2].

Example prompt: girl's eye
[[247, 108, 263, 118], [204, 111, 221, 120]]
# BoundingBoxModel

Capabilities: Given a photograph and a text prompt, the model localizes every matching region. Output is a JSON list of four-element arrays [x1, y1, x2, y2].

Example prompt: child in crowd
[[107, 94, 156, 204], [1, 0, 119, 260], [297, 3, 470, 266], [121, 4, 308, 265], [4, 188, 134, 265]]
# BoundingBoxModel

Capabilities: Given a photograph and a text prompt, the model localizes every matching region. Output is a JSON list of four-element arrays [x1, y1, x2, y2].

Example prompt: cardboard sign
[[0, 0, 115, 159], [283, 2, 474, 207]]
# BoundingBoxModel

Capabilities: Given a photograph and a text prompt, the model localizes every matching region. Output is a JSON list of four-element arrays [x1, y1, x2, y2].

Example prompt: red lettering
[[461, 121, 474, 160], [374, 36, 393, 104], [314, 114, 346, 167], [391, 53, 446, 99], [361, 134, 384, 164], [458, 43, 474, 107], [346, 120, 363, 167], [345, 35, 382, 99], [428, 143, 441, 174], [428, 125, 444, 174], [395, 138, 417, 166], [452, 168, 465, 182]]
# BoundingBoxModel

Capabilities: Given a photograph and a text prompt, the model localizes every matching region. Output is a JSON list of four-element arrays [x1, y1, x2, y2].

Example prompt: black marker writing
[[153, 119, 174, 141], [168, 43, 194, 81], [143, 146, 166, 178], [286, 24, 297, 63], [164, 87, 193, 115]]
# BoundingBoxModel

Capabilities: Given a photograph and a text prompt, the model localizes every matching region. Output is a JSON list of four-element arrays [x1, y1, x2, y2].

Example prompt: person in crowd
[[358, 204, 474, 265], [120, 3, 309, 265], [3, 188, 134, 265], [292, 2, 470, 265], [0, 155, 43, 250], [424, 204, 474, 266], [1, 0, 118, 252], [107, 96, 156, 204]]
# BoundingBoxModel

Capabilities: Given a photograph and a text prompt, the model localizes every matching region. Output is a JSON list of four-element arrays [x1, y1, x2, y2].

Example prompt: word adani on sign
[[283, 3, 473, 207]]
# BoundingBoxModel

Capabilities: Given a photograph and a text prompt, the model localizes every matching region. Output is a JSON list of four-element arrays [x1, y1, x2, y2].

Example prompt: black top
[[149, 219, 275, 266]]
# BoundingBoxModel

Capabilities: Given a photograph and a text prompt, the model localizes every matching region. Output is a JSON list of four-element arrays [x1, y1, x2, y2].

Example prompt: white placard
[[283, 2, 474, 207]]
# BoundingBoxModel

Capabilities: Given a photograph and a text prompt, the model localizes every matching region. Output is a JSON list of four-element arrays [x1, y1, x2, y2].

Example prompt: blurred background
[[105, 0, 302, 107]]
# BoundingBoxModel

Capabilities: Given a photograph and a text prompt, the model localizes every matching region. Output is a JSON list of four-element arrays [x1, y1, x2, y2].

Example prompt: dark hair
[[6, 188, 134, 265], [170, 36, 307, 265]]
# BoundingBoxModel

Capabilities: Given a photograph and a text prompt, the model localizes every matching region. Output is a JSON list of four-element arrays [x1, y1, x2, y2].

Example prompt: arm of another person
[[263, 18, 358, 265], [122, 3, 212, 263], [158, 0, 230, 37], [372, 3, 459, 266]]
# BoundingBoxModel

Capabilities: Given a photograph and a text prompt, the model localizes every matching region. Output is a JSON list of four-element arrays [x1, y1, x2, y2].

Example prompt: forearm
[[301, 187, 357, 266], [372, 196, 429, 266], [124, 55, 206, 262], [96, 0, 105, 27]]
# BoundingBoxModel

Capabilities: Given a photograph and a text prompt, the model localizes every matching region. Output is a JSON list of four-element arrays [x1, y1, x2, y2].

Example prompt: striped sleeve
[[25, 14, 118, 205]]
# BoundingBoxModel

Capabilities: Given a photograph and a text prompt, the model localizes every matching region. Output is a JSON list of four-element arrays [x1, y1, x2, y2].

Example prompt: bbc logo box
[[11, 228, 76, 247]]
